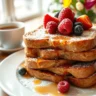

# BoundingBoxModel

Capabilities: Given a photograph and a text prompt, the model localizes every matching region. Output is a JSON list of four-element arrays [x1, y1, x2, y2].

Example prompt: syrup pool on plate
[[17, 62, 96, 96], [35, 83, 65, 96], [17, 62, 65, 96]]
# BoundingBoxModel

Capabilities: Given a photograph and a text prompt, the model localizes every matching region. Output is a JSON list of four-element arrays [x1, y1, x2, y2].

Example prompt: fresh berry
[[74, 25, 84, 36], [43, 14, 59, 28], [58, 18, 73, 35], [57, 81, 70, 93], [46, 21, 58, 34], [74, 22, 83, 27], [54, 11, 60, 18], [73, 17, 77, 23], [58, 8, 74, 22], [76, 15, 92, 30], [19, 68, 27, 76], [72, 12, 75, 18]]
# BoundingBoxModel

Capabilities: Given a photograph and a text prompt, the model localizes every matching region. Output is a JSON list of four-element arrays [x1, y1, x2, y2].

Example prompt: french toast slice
[[23, 26, 96, 52], [26, 68, 64, 83], [47, 61, 96, 78], [26, 61, 96, 78], [68, 72, 96, 88], [25, 47, 96, 61], [25, 57, 72, 69], [26, 67, 96, 87]]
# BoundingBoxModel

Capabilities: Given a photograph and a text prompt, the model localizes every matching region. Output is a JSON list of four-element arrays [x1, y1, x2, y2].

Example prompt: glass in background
[[0, 0, 5, 23]]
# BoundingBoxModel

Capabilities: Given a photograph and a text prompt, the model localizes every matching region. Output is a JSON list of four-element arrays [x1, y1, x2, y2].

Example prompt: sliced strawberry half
[[43, 14, 59, 28], [76, 15, 92, 30]]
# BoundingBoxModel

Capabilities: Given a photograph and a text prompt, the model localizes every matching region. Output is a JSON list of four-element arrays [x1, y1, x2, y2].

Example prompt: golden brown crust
[[25, 47, 96, 61], [26, 66, 96, 87], [67, 61, 96, 78], [68, 73, 96, 88], [23, 27, 96, 52], [25, 57, 72, 69], [46, 61, 96, 78], [26, 68, 64, 83], [25, 59, 96, 78]]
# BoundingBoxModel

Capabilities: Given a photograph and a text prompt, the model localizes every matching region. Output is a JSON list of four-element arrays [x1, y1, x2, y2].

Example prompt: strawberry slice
[[43, 14, 59, 28], [76, 15, 92, 30]]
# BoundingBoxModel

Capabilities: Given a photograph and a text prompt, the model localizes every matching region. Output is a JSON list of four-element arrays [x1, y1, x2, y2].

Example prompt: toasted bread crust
[[23, 27, 96, 52], [25, 60, 96, 78], [68, 73, 96, 88], [67, 61, 96, 78], [26, 66, 96, 87], [25, 57, 72, 69], [25, 47, 96, 61], [43, 61, 96, 78], [26, 68, 64, 83]]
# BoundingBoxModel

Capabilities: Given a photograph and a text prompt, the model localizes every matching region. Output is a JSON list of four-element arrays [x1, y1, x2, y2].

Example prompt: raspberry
[[58, 8, 74, 22], [58, 18, 73, 35], [46, 21, 58, 34], [57, 81, 70, 93], [43, 14, 59, 28]]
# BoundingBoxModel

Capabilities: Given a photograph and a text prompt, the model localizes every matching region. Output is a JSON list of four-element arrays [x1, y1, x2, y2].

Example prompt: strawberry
[[58, 8, 74, 22], [76, 15, 92, 30], [43, 14, 59, 28]]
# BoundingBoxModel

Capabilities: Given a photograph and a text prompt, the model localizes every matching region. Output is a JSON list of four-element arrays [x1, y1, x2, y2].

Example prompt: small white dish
[[0, 50, 96, 96], [0, 43, 24, 53]]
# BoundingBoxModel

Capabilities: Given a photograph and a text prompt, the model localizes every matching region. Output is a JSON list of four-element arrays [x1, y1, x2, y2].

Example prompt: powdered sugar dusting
[[24, 27, 96, 42]]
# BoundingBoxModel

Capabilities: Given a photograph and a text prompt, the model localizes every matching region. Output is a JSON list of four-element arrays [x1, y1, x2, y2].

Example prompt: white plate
[[0, 50, 96, 96]]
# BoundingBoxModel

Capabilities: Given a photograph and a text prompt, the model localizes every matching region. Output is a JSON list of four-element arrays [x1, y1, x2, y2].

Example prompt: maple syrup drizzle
[[33, 79, 41, 85], [20, 61, 25, 68], [35, 83, 65, 96], [23, 73, 31, 79], [20, 62, 65, 96], [20, 62, 31, 78]]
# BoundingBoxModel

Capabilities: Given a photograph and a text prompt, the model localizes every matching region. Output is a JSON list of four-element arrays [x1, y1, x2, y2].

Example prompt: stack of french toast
[[23, 8, 96, 88]]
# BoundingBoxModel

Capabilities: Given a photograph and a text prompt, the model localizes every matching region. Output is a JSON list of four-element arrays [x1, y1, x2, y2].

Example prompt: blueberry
[[54, 11, 60, 18], [74, 22, 83, 27], [74, 25, 84, 36], [18, 68, 27, 76]]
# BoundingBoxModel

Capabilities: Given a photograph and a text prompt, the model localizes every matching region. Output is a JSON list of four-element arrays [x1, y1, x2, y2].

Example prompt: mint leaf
[[71, 0, 77, 8], [80, 0, 85, 3], [53, 0, 59, 3]]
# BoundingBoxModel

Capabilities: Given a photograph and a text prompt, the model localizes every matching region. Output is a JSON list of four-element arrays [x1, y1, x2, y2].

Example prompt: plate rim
[[0, 50, 40, 96], [0, 42, 24, 53], [0, 50, 24, 96]]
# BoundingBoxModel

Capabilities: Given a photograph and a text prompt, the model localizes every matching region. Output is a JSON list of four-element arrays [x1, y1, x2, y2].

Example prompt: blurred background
[[0, 0, 96, 32], [0, 0, 96, 23], [0, 0, 53, 23]]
